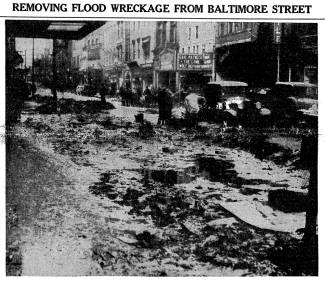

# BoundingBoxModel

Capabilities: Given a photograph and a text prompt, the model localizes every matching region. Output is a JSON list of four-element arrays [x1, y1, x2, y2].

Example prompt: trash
[[135, 231, 162, 248], [135, 113, 144, 123]]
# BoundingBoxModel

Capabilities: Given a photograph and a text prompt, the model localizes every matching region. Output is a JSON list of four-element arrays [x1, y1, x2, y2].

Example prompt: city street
[[6, 89, 311, 276]]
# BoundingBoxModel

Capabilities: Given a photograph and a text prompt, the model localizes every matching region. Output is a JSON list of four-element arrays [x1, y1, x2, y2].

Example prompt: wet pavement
[[6, 90, 311, 276]]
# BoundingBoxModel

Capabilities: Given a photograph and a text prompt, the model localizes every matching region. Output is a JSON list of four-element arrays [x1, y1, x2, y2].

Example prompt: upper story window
[[195, 26, 199, 39], [228, 22, 233, 33], [188, 27, 191, 40], [170, 22, 177, 43], [137, 39, 140, 59], [234, 23, 242, 33], [243, 22, 250, 30], [157, 22, 167, 46], [142, 39, 150, 60], [132, 40, 135, 59]]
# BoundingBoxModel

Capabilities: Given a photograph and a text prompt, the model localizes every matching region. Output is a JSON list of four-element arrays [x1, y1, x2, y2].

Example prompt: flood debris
[[36, 98, 115, 114]]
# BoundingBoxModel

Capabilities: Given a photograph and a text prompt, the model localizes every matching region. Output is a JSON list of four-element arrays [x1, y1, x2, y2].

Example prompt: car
[[203, 81, 249, 111], [201, 81, 251, 125], [250, 82, 318, 127]]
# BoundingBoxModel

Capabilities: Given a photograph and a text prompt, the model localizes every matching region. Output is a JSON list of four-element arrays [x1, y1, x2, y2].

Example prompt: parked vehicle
[[249, 82, 318, 127], [203, 81, 249, 109], [202, 81, 250, 125]]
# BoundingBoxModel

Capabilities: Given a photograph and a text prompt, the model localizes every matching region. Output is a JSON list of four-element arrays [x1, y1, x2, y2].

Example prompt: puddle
[[143, 166, 198, 185], [142, 157, 283, 188]]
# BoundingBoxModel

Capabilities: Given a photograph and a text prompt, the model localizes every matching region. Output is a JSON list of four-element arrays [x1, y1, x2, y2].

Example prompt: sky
[[15, 38, 53, 67]]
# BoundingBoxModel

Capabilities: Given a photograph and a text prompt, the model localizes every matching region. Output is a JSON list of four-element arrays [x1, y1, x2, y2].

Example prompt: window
[[170, 22, 177, 43], [228, 22, 233, 33], [157, 22, 167, 46], [95, 38, 98, 44], [234, 23, 241, 33], [137, 39, 140, 59], [193, 46, 195, 53], [197, 45, 199, 53], [182, 48, 184, 53], [132, 40, 135, 59], [202, 44, 205, 53], [143, 39, 150, 60], [243, 22, 250, 30], [188, 46, 190, 53], [117, 45, 123, 61], [188, 28, 191, 40], [219, 23, 226, 36], [195, 26, 199, 38]]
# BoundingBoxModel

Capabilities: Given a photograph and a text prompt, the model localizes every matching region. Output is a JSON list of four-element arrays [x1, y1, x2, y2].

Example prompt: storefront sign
[[159, 51, 174, 71], [178, 53, 213, 70]]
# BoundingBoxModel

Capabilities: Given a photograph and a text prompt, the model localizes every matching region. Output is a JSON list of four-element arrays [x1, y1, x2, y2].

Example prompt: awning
[[6, 20, 105, 40]]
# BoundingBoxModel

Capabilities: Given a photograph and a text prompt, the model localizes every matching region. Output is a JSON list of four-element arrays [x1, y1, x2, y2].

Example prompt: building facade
[[177, 22, 216, 91], [214, 22, 317, 86]]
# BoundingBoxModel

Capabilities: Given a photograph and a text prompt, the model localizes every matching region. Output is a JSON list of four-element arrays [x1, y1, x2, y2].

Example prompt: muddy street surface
[[7, 90, 312, 276]]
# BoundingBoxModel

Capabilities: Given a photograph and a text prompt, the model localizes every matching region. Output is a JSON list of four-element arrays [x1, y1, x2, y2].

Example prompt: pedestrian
[[157, 87, 173, 125], [143, 86, 151, 107], [99, 82, 107, 105]]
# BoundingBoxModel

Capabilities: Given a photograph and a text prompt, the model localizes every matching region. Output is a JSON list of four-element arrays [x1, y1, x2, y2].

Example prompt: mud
[[6, 92, 314, 276]]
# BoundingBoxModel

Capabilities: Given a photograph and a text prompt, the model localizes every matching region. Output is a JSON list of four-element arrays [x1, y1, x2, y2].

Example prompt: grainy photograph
[[6, 20, 318, 276]]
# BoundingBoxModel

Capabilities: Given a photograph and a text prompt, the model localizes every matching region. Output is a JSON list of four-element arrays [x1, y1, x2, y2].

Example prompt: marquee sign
[[178, 53, 213, 70]]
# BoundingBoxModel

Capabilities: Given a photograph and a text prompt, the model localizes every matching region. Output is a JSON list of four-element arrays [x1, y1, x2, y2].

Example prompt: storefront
[[153, 49, 177, 91], [178, 53, 213, 92]]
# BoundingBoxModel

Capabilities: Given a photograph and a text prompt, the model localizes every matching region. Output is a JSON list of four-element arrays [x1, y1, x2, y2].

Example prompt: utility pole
[[274, 23, 282, 82], [276, 45, 280, 82]]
